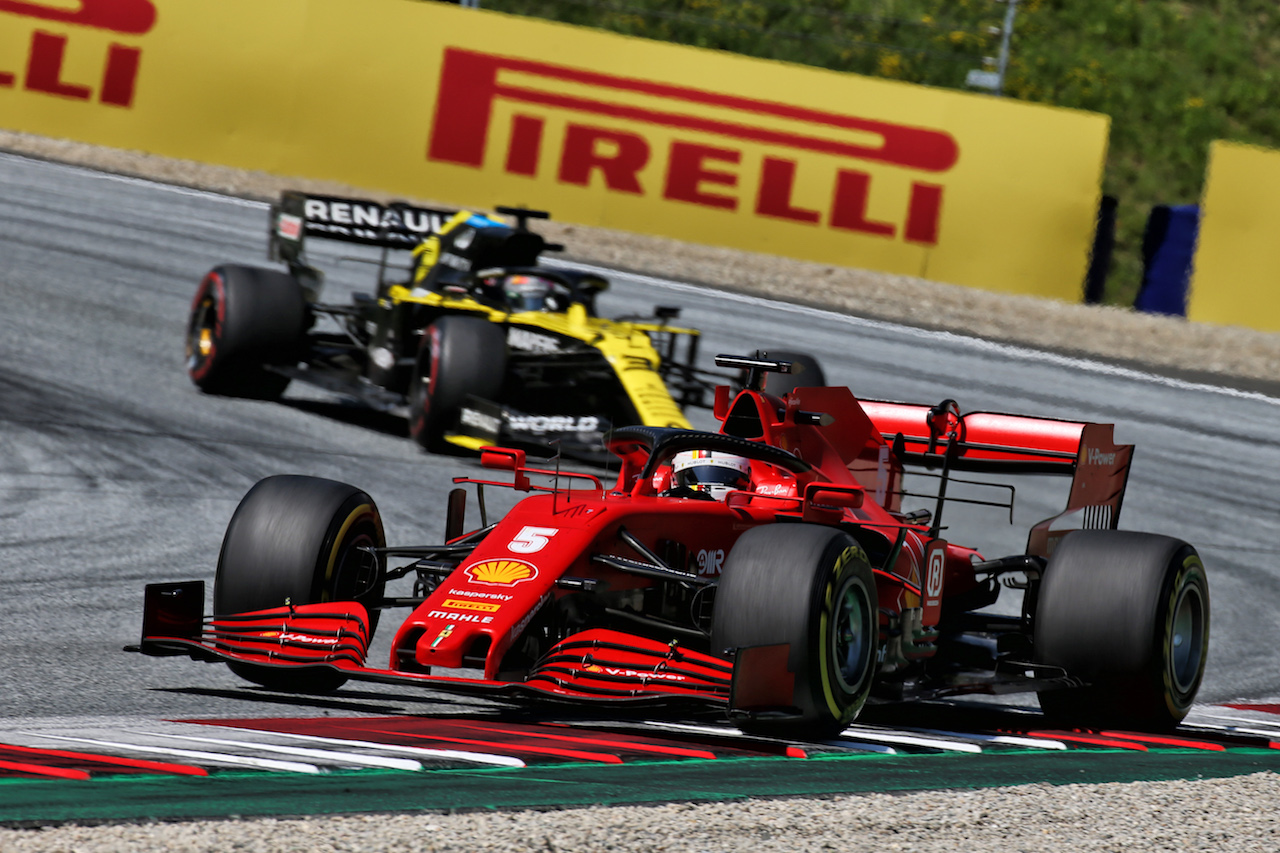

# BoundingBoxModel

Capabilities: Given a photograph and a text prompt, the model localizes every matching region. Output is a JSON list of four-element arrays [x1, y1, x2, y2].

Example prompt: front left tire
[[712, 524, 877, 737], [214, 475, 386, 692]]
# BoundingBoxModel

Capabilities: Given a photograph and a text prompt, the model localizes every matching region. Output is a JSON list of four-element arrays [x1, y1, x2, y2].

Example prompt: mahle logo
[[0, 0, 157, 107], [428, 48, 959, 245]]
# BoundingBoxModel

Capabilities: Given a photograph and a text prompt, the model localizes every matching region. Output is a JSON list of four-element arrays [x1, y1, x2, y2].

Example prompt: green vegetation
[[482, 0, 1280, 306]]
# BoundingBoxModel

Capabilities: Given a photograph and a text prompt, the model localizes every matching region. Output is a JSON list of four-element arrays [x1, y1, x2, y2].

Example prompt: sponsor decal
[[0, 0, 156, 33], [427, 609, 493, 624], [459, 407, 502, 436], [430, 624, 454, 649], [507, 414, 601, 435], [875, 444, 892, 507], [428, 48, 957, 245], [1085, 447, 1117, 466], [753, 482, 794, 497], [276, 213, 303, 242], [696, 548, 725, 577], [257, 631, 338, 646], [583, 665, 688, 682], [925, 547, 944, 607], [452, 227, 475, 250], [437, 251, 470, 270], [442, 598, 501, 613], [509, 593, 551, 640], [465, 558, 539, 586], [506, 327, 562, 353], [451, 589, 514, 602], [299, 196, 446, 246], [1, 0, 157, 107]]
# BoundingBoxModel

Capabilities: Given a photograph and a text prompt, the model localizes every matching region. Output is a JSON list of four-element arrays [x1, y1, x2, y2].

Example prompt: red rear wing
[[860, 400, 1095, 473], [858, 400, 1133, 555]]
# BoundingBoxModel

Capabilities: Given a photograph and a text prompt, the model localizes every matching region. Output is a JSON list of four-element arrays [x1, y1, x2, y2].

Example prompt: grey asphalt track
[[2, 150, 1277, 731]]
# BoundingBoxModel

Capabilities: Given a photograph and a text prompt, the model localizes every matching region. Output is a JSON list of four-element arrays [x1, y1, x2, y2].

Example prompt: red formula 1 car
[[134, 355, 1210, 735]]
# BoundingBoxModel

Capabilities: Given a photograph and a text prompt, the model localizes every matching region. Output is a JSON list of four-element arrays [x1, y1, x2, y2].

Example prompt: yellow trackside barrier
[[0, 0, 1108, 301], [1188, 141, 1280, 331]]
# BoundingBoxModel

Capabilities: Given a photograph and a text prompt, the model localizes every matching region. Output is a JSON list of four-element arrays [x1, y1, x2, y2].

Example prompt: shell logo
[[465, 559, 539, 586]]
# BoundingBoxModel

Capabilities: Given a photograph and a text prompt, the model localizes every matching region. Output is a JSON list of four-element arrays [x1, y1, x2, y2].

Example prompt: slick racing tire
[[408, 315, 507, 452], [214, 475, 387, 693], [1034, 530, 1209, 731], [759, 351, 826, 398], [712, 524, 877, 738], [186, 264, 307, 399]]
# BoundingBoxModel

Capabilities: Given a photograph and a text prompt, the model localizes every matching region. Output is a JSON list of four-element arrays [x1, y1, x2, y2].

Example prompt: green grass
[[481, 0, 1280, 306]]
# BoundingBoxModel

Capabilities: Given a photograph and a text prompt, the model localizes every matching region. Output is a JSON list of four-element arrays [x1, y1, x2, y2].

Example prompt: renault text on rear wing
[[270, 191, 457, 255]]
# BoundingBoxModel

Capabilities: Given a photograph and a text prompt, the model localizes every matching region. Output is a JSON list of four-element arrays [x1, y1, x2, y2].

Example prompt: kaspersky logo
[[427, 48, 958, 245], [0, 1, 156, 107]]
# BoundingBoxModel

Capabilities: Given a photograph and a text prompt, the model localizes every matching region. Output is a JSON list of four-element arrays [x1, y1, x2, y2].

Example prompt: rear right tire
[[1034, 530, 1209, 731]]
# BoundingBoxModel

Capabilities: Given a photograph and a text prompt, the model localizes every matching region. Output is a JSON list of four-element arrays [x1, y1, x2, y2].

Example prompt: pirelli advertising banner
[[0, 0, 1108, 298], [1188, 141, 1280, 331]]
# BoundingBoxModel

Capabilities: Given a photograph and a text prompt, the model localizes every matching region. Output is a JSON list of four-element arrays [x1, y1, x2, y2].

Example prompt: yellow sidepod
[[386, 287, 692, 430]]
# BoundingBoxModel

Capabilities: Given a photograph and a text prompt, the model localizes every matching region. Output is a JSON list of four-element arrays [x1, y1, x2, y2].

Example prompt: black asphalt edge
[[2, 749, 1279, 827]]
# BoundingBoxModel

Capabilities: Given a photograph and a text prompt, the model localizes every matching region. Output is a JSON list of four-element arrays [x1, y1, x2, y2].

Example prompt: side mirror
[[480, 446, 531, 491], [804, 483, 865, 509], [713, 385, 732, 421], [480, 447, 525, 471]]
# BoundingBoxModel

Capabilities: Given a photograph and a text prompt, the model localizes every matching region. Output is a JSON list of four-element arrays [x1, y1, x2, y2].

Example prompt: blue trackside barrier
[[1134, 204, 1199, 317]]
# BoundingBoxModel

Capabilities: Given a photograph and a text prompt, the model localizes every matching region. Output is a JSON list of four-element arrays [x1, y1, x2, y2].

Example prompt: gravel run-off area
[[2, 129, 1278, 849], [5, 774, 1280, 852]]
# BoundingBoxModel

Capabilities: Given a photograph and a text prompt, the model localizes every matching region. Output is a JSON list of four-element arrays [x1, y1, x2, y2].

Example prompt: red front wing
[[138, 587, 732, 709]]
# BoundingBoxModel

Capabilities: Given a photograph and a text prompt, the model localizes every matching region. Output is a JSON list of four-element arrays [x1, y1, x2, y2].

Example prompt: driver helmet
[[504, 274, 558, 312], [670, 450, 752, 501]]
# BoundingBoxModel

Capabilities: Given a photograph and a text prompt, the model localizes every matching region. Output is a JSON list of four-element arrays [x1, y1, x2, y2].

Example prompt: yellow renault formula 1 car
[[185, 192, 822, 460]]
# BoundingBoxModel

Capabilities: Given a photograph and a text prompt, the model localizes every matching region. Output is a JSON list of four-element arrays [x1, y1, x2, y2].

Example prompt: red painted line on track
[[0, 758, 90, 780], [453, 722, 718, 759], [361, 727, 625, 764], [1024, 731, 1148, 751], [0, 743, 208, 776], [1099, 731, 1226, 751], [1225, 703, 1280, 717]]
